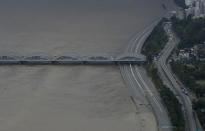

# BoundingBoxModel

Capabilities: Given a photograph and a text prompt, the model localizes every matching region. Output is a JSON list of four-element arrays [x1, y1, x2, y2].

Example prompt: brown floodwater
[[0, 0, 175, 131]]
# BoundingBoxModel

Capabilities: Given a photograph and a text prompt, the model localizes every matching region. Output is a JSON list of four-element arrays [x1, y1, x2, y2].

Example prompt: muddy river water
[[0, 0, 175, 131]]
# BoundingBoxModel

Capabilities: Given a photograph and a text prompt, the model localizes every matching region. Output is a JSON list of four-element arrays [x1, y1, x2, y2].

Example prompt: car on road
[[181, 87, 189, 95]]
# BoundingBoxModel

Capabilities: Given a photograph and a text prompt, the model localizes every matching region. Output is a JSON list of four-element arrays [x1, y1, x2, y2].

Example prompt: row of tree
[[172, 17, 205, 49], [142, 19, 168, 62], [147, 65, 185, 131], [171, 17, 205, 129], [143, 20, 185, 131], [170, 60, 205, 97], [171, 17, 205, 97], [193, 98, 205, 129]]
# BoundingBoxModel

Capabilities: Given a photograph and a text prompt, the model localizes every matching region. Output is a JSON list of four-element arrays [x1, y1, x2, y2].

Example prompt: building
[[194, 44, 205, 61], [185, 7, 194, 17], [176, 8, 185, 20], [185, 0, 194, 6], [178, 49, 191, 61], [196, 1, 201, 15], [185, 0, 205, 18]]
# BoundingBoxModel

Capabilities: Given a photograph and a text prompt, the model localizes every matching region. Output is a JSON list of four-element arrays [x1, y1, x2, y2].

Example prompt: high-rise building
[[195, 1, 201, 16], [185, 0, 193, 6], [202, 0, 205, 13], [185, 7, 194, 17], [185, 0, 205, 18]]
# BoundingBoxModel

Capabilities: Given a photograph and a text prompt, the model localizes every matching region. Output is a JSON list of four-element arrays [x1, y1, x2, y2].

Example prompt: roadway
[[0, 54, 146, 65], [157, 23, 202, 131], [120, 18, 173, 131]]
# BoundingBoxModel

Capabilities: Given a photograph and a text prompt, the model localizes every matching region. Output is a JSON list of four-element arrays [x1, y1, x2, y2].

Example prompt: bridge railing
[[0, 54, 146, 65]]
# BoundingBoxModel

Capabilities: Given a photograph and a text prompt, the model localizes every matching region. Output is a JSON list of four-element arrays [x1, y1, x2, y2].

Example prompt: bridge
[[0, 53, 146, 65]]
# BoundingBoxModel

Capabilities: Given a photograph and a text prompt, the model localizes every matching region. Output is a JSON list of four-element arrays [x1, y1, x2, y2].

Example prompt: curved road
[[120, 18, 172, 131], [157, 23, 200, 131]]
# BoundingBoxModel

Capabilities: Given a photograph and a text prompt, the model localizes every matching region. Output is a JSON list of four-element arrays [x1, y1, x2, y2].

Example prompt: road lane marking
[[134, 20, 160, 52], [135, 26, 153, 52], [121, 66, 142, 97], [134, 66, 163, 112], [153, 97, 163, 112], [135, 66, 153, 97], [129, 64, 145, 96]]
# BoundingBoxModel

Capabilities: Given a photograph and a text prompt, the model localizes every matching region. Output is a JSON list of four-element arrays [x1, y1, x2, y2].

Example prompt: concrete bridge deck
[[0, 53, 146, 65]]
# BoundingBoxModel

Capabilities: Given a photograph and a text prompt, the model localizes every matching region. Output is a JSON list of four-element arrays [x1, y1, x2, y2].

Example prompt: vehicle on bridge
[[20, 55, 52, 65], [52, 55, 82, 64]]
